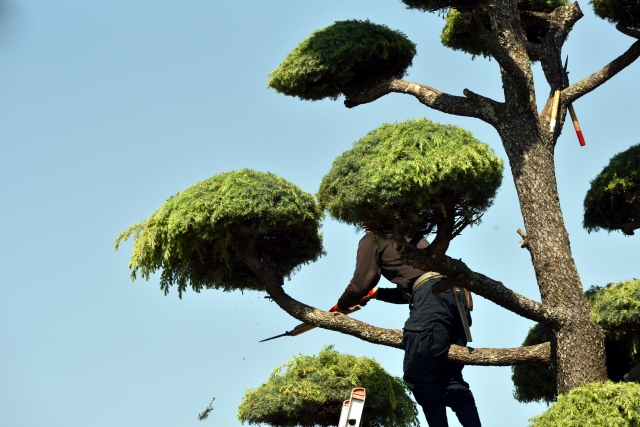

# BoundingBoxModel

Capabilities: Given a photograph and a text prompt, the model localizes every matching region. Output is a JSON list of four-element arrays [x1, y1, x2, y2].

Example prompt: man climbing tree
[[115, 0, 640, 424]]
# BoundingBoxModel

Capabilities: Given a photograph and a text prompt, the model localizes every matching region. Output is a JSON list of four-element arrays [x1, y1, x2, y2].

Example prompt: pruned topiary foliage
[[513, 280, 640, 403], [237, 346, 419, 427], [267, 20, 416, 101], [400, 0, 486, 12], [115, 169, 324, 297], [590, 279, 640, 334], [317, 118, 503, 237], [592, 0, 640, 30], [440, 0, 568, 59], [528, 381, 640, 427], [512, 324, 557, 404], [583, 144, 640, 236]]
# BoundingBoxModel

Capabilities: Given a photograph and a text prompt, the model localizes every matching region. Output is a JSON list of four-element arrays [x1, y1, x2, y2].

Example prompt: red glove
[[329, 304, 345, 313]]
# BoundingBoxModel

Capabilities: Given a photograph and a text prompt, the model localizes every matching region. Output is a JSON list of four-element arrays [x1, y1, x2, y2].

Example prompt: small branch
[[399, 247, 563, 326], [617, 23, 640, 39], [613, 222, 640, 236], [243, 251, 552, 366], [517, 227, 530, 250], [344, 78, 501, 126], [563, 40, 640, 104]]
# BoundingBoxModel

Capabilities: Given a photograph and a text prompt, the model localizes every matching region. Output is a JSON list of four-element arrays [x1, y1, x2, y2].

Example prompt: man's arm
[[376, 287, 409, 304], [336, 234, 382, 312]]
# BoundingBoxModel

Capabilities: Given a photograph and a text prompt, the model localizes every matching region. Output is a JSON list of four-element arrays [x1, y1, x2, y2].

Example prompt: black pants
[[402, 280, 481, 427]]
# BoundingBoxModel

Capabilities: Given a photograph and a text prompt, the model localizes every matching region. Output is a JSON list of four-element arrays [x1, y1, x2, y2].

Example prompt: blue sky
[[1, 1, 638, 426]]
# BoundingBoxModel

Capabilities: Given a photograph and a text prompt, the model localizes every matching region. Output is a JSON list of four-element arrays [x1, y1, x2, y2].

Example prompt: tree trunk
[[498, 117, 608, 393]]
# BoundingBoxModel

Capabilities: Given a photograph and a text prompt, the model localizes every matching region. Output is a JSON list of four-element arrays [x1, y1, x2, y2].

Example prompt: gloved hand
[[359, 287, 378, 306], [329, 304, 345, 313]]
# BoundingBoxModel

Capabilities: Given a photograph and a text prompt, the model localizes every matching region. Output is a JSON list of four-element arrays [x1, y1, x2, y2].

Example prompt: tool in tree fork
[[338, 388, 366, 427], [550, 56, 586, 146], [259, 305, 362, 342]]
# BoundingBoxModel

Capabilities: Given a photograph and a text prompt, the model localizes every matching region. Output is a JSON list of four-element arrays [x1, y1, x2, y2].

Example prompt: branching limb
[[537, 2, 584, 90], [344, 78, 501, 126], [243, 251, 553, 365], [399, 246, 563, 326], [617, 23, 640, 39], [462, 9, 526, 90], [562, 39, 640, 104], [614, 222, 640, 236]]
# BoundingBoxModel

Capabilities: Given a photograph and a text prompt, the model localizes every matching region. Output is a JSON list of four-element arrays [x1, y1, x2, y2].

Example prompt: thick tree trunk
[[497, 117, 608, 393]]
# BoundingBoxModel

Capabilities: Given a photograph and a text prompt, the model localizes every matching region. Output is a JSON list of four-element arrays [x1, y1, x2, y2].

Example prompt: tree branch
[[613, 222, 640, 236], [344, 78, 501, 126], [243, 251, 551, 365], [562, 40, 640, 104], [617, 23, 640, 39], [449, 341, 550, 366], [398, 245, 563, 326]]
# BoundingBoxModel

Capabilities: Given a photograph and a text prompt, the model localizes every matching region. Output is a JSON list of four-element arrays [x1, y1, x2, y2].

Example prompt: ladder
[[337, 388, 366, 427]]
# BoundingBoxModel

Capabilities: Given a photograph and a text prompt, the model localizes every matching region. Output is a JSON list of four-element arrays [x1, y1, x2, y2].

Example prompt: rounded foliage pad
[[590, 279, 640, 332], [592, 0, 640, 30], [583, 144, 640, 235], [511, 324, 556, 404], [115, 169, 324, 297], [237, 346, 419, 427], [267, 20, 416, 101], [528, 381, 640, 427], [317, 118, 503, 235]]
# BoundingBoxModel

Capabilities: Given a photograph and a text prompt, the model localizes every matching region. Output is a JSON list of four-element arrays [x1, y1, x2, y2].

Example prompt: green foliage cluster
[[237, 346, 419, 427], [592, 0, 640, 30], [440, 0, 568, 59], [400, 0, 486, 12], [590, 279, 640, 333], [513, 279, 640, 404], [512, 324, 556, 403], [267, 20, 416, 101], [583, 144, 640, 235], [317, 118, 503, 235], [528, 381, 640, 427], [114, 169, 324, 297]]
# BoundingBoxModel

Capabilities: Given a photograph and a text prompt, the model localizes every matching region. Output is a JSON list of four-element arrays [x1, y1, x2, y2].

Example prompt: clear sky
[[1, 1, 638, 426]]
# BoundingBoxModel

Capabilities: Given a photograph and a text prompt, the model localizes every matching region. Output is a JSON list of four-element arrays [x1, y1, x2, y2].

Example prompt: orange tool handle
[[568, 104, 586, 146]]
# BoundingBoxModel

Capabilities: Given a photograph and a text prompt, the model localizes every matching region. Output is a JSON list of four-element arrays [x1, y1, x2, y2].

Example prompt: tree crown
[[114, 169, 324, 297], [237, 346, 419, 427], [267, 20, 416, 101], [317, 118, 503, 235], [583, 143, 640, 235]]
